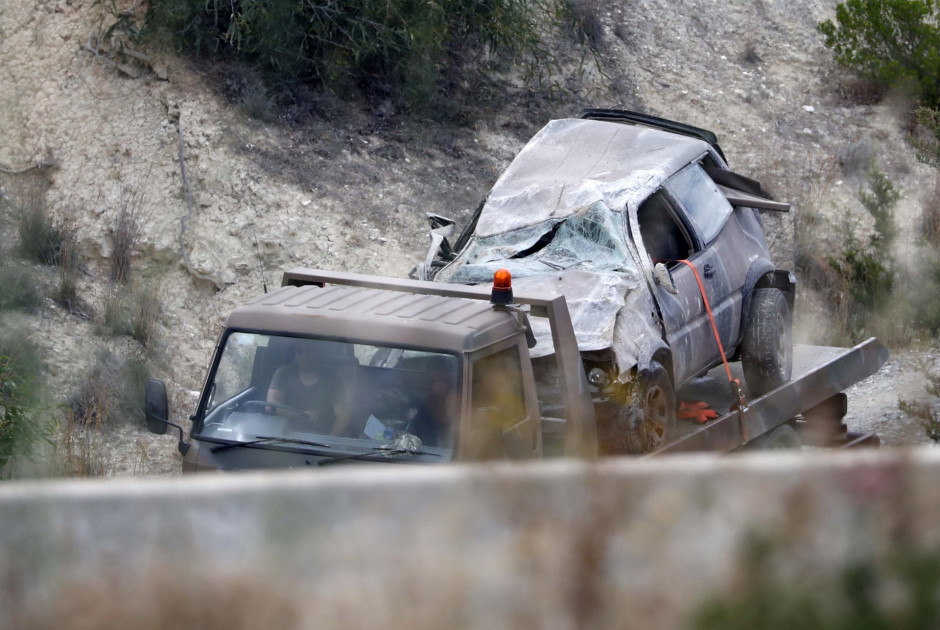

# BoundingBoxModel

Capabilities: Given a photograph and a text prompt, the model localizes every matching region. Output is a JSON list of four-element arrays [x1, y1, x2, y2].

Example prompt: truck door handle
[[703, 263, 715, 278]]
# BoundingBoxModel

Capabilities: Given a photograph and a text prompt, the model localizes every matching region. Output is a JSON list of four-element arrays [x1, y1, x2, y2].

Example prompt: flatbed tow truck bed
[[658, 338, 889, 454]]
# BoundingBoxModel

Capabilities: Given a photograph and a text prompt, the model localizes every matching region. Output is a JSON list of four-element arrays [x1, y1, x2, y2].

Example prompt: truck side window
[[469, 346, 528, 458]]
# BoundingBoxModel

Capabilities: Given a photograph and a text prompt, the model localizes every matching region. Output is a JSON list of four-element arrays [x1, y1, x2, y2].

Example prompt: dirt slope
[[0, 0, 935, 476]]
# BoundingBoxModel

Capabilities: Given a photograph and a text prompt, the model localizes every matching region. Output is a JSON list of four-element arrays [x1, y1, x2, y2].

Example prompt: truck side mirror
[[144, 378, 191, 455], [145, 378, 169, 435]]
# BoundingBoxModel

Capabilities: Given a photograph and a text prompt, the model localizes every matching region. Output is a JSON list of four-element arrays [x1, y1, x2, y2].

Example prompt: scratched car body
[[417, 109, 796, 451]]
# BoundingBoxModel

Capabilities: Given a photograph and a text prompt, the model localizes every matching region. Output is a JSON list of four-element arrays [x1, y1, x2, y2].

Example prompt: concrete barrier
[[3, 449, 940, 629]]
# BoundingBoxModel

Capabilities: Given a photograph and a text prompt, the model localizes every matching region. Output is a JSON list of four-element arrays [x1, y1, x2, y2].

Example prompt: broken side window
[[635, 190, 695, 264], [665, 163, 734, 244]]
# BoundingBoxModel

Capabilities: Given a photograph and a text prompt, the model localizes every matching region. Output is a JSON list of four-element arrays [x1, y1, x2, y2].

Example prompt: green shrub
[[0, 332, 43, 387], [818, 0, 940, 107], [858, 167, 900, 250], [0, 260, 42, 312], [694, 536, 940, 630], [0, 356, 40, 475], [909, 256, 940, 335], [145, 0, 564, 106], [828, 169, 899, 325], [0, 335, 44, 477], [898, 357, 940, 441], [913, 105, 940, 169]]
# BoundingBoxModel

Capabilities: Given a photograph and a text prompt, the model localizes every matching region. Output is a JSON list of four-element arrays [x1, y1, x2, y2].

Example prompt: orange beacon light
[[491, 268, 514, 305]]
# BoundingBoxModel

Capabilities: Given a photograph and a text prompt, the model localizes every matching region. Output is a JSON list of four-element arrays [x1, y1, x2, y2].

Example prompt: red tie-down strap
[[673, 259, 750, 438]]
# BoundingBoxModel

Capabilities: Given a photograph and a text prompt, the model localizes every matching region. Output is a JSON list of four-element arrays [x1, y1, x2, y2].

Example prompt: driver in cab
[[266, 341, 351, 435]]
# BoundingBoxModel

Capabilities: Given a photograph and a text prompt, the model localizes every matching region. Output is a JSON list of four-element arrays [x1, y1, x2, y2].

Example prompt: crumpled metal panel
[[472, 118, 709, 238], [512, 271, 636, 358]]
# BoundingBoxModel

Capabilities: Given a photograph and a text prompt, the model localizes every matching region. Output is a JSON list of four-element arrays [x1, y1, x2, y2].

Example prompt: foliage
[[818, 0, 940, 107], [16, 192, 76, 268], [913, 106, 940, 169], [694, 535, 940, 630], [824, 168, 900, 341], [0, 357, 40, 475], [899, 356, 940, 441], [0, 335, 44, 477], [70, 351, 153, 428], [922, 177, 940, 246], [145, 0, 569, 107], [858, 168, 901, 249], [0, 259, 42, 312]]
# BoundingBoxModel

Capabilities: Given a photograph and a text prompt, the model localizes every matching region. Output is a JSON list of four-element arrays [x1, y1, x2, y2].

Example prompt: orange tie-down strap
[[672, 259, 749, 431]]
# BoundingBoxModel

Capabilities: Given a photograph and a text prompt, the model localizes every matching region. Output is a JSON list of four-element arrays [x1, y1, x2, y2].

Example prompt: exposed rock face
[[0, 0, 935, 476]]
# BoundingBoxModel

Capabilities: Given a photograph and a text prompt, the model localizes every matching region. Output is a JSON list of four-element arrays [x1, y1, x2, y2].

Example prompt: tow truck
[[144, 268, 887, 471]]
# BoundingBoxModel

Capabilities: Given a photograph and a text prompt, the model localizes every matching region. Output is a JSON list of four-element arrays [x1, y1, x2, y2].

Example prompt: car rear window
[[665, 163, 733, 244]]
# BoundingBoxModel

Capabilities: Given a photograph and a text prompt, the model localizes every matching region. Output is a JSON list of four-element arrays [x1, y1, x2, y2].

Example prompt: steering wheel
[[240, 400, 314, 422]]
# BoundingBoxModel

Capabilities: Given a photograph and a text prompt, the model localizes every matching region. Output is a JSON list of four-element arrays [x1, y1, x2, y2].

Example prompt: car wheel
[[600, 361, 676, 455], [741, 288, 793, 397]]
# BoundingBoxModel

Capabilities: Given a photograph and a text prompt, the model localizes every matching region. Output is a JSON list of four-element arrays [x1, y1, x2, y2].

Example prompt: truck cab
[[144, 268, 596, 472]]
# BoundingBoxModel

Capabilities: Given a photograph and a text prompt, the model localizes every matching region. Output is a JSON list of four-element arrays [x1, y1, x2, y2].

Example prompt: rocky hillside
[[0, 0, 936, 476]]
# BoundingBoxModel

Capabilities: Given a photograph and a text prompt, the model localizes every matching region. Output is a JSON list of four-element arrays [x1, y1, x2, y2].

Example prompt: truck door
[[463, 341, 540, 459]]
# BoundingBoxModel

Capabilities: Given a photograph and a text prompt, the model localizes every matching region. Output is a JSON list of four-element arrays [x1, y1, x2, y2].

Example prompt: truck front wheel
[[600, 361, 676, 455]]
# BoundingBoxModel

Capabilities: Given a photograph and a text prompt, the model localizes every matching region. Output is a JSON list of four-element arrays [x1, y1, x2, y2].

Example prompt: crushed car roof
[[474, 117, 714, 238]]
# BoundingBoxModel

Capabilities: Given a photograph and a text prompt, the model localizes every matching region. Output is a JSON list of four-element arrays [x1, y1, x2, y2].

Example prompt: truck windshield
[[197, 332, 460, 458]]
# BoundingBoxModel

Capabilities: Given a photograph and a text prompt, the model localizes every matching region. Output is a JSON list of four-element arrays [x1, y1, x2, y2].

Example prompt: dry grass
[[110, 182, 145, 284], [55, 407, 106, 477], [100, 284, 161, 347]]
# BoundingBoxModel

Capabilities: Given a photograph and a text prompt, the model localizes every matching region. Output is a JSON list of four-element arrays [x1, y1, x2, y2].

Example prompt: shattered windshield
[[198, 332, 460, 458], [438, 201, 639, 283]]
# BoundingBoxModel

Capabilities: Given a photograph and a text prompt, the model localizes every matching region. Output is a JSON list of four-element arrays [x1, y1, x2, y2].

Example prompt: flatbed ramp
[[656, 338, 889, 454]]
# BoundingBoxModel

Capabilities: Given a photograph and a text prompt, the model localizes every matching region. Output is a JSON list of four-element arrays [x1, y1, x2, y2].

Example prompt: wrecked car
[[417, 109, 795, 453]]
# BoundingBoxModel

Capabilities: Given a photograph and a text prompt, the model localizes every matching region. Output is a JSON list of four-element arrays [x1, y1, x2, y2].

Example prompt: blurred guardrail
[[3, 449, 940, 629]]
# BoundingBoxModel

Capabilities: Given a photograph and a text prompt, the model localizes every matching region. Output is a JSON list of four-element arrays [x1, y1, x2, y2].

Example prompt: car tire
[[741, 288, 793, 397], [600, 361, 676, 455]]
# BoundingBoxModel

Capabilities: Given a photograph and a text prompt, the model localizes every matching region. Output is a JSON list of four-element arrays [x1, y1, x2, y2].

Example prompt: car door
[[662, 162, 740, 375], [635, 187, 724, 385]]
